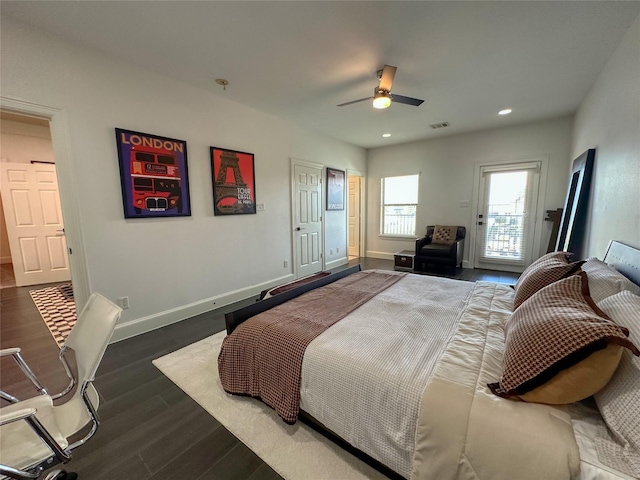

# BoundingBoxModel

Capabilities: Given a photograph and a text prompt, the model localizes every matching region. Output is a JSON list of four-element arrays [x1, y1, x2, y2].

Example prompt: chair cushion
[[0, 395, 68, 472], [431, 225, 457, 245], [419, 243, 453, 258]]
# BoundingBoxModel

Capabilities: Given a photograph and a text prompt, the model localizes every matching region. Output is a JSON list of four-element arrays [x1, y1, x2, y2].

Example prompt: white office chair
[[0, 293, 122, 480]]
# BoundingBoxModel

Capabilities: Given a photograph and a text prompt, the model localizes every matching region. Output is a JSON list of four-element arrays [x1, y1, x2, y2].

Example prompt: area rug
[[152, 331, 387, 480], [29, 283, 76, 347]]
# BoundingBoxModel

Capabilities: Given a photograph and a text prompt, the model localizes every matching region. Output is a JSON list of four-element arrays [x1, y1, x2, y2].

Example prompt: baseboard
[[325, 256, 349, 270], [366, 250, 395, 260], [111, 273, 295, 343]]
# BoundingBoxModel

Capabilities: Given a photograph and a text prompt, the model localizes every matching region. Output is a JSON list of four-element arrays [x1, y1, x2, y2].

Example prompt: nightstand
[[394, 250, 415, 272]]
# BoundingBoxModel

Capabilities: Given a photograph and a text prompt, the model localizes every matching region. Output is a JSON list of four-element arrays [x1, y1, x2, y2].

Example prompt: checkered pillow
[[513, 251, 584, 309], [582, 257, 640, 304], [489, 272, 639, 402], [431, 225, 457, 245]]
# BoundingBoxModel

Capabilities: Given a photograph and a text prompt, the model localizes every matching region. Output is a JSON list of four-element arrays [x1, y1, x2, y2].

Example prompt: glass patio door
[[475, 162, 541, 272]]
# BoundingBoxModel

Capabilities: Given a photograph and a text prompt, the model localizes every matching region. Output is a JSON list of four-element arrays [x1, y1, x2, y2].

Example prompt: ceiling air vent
[[429, 122, 450, 129]]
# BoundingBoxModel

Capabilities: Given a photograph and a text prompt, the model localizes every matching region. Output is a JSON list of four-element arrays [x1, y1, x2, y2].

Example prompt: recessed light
[[498, 108, 512, 115], [382, 133, 391, 138]]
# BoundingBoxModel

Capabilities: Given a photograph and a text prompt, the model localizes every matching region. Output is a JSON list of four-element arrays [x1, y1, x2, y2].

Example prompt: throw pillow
[[431, 225, 457, 245], [488, 272, 639, 404], [513, 251, 584, 309], [582, 257, 640, 304], [593, 290, 640, 478]]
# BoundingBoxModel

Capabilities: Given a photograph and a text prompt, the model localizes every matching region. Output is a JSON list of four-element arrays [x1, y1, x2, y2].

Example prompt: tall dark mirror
[[555, 149, 595, 258]]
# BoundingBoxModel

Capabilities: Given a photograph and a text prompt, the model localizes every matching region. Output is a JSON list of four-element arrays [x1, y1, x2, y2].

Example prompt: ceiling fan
[[337, 65, 424, 109]]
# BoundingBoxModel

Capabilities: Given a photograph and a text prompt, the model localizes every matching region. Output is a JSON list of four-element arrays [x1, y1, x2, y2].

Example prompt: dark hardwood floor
[[0, 259, 518, 479]]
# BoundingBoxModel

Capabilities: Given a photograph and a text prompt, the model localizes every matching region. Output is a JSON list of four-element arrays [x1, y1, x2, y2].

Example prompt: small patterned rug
[[29, 284, 77, 347]]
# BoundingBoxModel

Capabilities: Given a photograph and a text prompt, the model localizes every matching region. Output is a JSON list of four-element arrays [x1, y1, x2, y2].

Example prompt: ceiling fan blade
[[337, 97, 373, 107], [391, 94, 424, 106], [378, 65, 397, 92]]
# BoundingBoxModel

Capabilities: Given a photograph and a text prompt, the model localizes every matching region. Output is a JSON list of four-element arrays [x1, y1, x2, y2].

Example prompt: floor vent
[[429, 122, 450, 129]]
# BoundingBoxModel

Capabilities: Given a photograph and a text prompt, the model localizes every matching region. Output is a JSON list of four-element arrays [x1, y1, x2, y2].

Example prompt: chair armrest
[[0, 348, 21, 357], [415, 235, 432, 253], [0, 349, 48, 397], [0, 407, 37, 426]]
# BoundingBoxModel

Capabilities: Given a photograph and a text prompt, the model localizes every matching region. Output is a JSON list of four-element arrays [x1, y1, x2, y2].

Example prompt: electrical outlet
[[330, 249, 334, 255], [284, 260, 288, 268], [256, 203, 265, 211], [336, 247, 340, 253], [119, 296, 130, 309]]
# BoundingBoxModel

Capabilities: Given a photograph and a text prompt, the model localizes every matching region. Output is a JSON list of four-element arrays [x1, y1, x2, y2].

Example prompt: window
[[380, 174, 419, 236]]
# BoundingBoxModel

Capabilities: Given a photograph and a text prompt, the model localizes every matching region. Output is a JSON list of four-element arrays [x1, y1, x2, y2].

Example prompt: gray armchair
[[415, 225, 466, 271]]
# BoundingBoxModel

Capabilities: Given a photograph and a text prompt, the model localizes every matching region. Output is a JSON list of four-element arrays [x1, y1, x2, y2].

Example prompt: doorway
[[474, 161, 542, 273], [0, 110, 70, 288], [1, 97, 90, 311], [347, 171, 365, 259]]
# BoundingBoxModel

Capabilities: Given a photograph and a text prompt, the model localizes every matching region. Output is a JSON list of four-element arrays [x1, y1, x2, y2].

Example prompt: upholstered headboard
[[603, 240, 640, 286]]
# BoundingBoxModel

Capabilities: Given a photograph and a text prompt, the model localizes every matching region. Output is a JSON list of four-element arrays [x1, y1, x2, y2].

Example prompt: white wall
[[0, 120, 54, 164], [572, 13, 640, 257], [366, 116, 574, 265], [0, 17, 365, 338]]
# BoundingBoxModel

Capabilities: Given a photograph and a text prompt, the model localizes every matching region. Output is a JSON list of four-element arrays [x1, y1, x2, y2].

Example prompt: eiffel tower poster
[[210, 147, 256, 215]]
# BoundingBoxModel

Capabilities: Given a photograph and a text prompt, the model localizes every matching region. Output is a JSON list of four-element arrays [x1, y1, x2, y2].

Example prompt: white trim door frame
[[290, 158, 324, 279], [1, 97, 90, 309], [469, 156, 549, 272], [347, 169, 366, 258]]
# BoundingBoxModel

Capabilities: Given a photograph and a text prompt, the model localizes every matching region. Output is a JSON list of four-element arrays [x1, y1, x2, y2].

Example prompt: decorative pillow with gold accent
[[431, 225, 458, 245], [488, 272, 639, 404], [513, 251, 584, 309]]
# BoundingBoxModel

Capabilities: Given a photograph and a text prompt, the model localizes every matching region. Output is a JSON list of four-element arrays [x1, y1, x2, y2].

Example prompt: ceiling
[[3, 1, 640, 149]]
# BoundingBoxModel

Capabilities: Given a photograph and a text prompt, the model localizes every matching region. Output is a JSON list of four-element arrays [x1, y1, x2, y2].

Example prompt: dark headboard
[[224, 264, 363, 334], [603, 240, 640, 286]]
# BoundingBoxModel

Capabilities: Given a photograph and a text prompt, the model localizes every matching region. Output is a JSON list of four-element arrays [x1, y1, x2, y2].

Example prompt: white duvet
[[300, 274, 584, 480]]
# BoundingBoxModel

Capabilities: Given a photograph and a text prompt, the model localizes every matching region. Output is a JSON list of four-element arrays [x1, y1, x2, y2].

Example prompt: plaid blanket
[[218, 270, 406, 423]]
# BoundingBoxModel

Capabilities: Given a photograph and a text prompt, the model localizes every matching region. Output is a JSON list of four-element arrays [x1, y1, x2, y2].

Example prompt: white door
[[293, 163, 323, 278], [0, 162, 71, 286], [348, 176, 361, 257], [474, 162, 541, 273]]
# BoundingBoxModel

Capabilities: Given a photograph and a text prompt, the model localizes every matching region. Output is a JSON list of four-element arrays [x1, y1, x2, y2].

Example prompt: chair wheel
[[59, 473, 78, 480], [45, 471, 78, 480]]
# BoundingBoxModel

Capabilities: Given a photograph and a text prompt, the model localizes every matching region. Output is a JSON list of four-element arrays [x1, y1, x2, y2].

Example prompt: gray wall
[[572, 13, 640, 257]]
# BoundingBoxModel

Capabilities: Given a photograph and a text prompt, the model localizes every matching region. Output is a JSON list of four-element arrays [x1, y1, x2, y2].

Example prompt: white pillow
[[582, 257, 640, 304], [593, 290, 640, 478]]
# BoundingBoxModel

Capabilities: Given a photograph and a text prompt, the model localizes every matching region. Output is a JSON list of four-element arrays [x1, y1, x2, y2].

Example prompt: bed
[[219, 240, 640, 480]]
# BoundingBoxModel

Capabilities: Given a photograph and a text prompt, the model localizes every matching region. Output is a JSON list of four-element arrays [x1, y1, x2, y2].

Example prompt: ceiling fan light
[[373, 94, 391, 109]]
